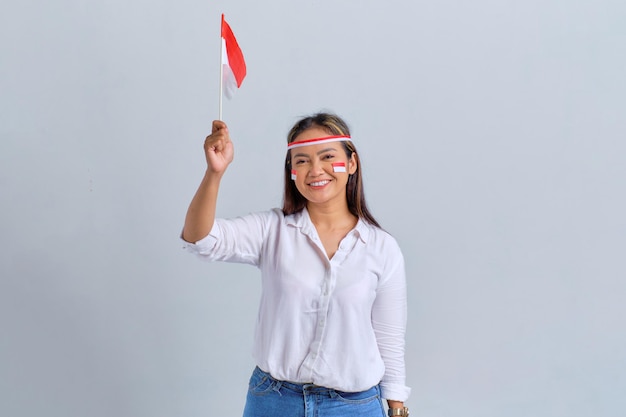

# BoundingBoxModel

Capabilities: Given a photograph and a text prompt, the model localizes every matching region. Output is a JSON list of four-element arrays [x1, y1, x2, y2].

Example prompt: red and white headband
[[287, 135, 352, 150]]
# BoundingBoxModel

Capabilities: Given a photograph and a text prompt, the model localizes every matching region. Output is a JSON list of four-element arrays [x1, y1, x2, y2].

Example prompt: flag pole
[[219, 14, 224, 120]]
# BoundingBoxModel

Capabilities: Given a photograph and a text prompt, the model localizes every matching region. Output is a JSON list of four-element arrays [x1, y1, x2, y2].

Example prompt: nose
[[308, 159, 326, 177]]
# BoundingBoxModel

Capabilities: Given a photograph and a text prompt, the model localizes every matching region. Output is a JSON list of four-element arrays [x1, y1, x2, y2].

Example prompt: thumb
[[212, 120, 228, 134]]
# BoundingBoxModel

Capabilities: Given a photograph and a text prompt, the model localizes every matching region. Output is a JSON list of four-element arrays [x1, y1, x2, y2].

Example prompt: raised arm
[[182, 120, 234, 243]]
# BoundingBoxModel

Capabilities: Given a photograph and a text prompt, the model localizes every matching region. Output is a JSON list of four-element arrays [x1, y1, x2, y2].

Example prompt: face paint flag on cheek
[[291, 169, 297, 180], [332, 162, 347, 173]]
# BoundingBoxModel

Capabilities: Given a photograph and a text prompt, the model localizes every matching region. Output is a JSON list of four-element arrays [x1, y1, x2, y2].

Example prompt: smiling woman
[[181, 112, 410, 417]]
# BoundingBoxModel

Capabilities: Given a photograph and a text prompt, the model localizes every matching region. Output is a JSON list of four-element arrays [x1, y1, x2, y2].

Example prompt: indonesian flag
[[221, 14, 246, 99], [332, 162, 347, 173]]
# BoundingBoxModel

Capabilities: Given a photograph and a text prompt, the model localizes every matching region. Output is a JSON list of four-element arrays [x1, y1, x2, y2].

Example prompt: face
[[290, 127, 357, 208]]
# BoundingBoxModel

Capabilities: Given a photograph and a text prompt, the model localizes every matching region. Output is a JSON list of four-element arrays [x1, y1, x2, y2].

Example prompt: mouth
[[308, 180, 331, 187]]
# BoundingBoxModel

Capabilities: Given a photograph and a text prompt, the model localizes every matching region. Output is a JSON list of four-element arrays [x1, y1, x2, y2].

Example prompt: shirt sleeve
[[181, 210, 273, 267], [372, 237, 411, 402]]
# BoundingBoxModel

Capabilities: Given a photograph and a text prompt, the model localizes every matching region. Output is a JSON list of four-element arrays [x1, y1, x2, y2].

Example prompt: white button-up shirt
[[182, 208, 410, 401]]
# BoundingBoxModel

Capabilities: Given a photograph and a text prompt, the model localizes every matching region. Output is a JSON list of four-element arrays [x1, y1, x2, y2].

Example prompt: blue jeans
[[242, 367, 386, 417]]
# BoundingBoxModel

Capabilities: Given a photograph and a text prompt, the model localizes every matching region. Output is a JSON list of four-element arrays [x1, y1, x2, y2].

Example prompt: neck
[[306, 202, 357, 230]]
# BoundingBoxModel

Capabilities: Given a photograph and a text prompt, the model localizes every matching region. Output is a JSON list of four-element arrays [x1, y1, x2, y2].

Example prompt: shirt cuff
[[380, 382, 411, 402], [180, 222, 221, 255]]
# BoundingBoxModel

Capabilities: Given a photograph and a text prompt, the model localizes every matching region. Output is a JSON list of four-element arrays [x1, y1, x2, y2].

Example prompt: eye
[[294, 159, 307, 165], [322, 153, 335, 160]]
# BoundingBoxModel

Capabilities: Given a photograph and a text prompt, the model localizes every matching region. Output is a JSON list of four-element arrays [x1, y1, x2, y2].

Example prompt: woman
[[182, 113, 410, 417]]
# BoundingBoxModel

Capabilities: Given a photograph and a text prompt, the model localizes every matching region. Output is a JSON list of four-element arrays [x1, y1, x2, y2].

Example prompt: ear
[[348, 152, 358, 175]]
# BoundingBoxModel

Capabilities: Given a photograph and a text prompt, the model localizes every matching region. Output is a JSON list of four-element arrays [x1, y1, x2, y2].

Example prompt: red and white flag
[[221, 14, 246, 99], [332, 162, 347, 173]]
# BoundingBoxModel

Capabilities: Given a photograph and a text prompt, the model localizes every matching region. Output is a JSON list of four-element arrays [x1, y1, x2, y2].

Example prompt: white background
[[1, 1, 625, 416]]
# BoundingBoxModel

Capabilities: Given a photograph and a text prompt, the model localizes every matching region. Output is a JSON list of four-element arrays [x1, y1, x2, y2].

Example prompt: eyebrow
[[292, 148, 338, 158]]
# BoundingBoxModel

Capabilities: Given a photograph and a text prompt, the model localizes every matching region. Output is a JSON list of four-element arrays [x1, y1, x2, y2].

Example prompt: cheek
[[293, 175, 307, 192]]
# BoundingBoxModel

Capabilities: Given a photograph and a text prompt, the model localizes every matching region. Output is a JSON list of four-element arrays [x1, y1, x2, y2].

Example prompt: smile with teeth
[[309, 180, 330, 187]]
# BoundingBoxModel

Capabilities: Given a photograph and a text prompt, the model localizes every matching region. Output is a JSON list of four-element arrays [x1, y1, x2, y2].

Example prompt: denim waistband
[[253, 366, 380, 396]]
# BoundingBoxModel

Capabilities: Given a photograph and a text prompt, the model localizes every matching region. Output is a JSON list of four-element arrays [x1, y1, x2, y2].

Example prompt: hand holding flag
[[204, 120, 234, 175]]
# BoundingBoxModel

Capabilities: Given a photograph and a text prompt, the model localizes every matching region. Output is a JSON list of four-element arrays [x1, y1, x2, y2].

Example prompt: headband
[[287, 135, 352, 150]]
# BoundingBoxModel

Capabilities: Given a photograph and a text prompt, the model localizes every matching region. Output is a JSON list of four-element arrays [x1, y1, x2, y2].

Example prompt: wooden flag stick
[[219, 15, 224, 120]]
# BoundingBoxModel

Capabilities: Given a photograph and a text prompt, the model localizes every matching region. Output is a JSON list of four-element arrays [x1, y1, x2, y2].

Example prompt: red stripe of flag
[[221, 15, 246, 97]]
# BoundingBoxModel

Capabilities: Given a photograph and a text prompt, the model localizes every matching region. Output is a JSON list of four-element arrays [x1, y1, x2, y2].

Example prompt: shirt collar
[[285, 207, 370, 243]]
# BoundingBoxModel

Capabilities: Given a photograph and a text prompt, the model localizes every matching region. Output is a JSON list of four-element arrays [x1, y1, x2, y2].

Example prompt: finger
[[211, 120, 228, 134], [205, 136, 229, 152], [205, 131, 229, 147]]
